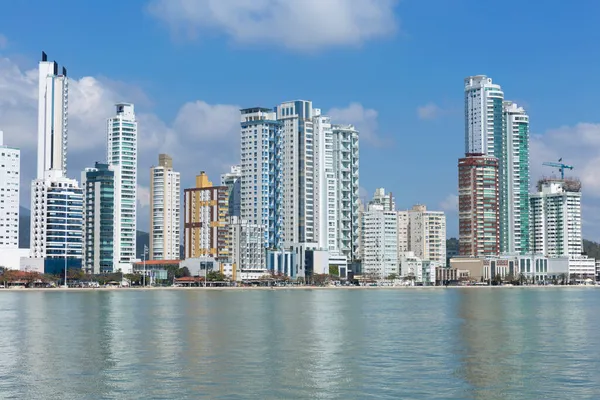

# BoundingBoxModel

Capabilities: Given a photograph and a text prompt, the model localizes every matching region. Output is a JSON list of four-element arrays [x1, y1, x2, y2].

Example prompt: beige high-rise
[[150, 154, 181, 260]]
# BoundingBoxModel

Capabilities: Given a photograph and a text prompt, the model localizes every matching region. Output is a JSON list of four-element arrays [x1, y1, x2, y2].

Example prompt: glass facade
[[83, 163, 115, 273]]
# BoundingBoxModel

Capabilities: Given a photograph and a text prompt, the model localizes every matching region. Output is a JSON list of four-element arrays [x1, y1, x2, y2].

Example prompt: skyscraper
[[82, 163, 116, 274], [150, 154, 181, 260], [332, 124, 360, 260], [464, 75, 504, 157], [314, 111, 337, 253], [239, 101, 360, 266], [530, 179, 582, 258], [37, 51, 68, 179], [107, 103, 137, 265], [221, 165, 242, 219], [240, 108, 283, 250], [501, 101, 530, 254], [0, 130, 20, 249], [276, 100, 316, 246], [30, 52, 84, 273], [184, 172, 229, 259], [458, 154, 500, 257]]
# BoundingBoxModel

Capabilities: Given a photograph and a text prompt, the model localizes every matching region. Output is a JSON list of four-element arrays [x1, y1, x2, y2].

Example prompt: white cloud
[[0, 55, 240, 233], [439, 194, 458, 213], [417, 102, 443, 120], [147, 0, 399, 51], [328, 102, 388, 147], [0, 34, 7, 49]]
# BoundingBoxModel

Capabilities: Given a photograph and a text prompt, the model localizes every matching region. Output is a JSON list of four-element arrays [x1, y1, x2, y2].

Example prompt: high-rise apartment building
[[240, 108, 283, 250], [30, 174, 84, 265], [398, 205, 447, 266], [332, 124, 360, 260], [150, 154, 180, 260], [361, 204, 399, 278], [314, 112, 338, 253], [276, 100, 316, 246], [0, 131, 20, 249], [230, 217, 266, 280], [37, 52, 68, 179], [184, 172, 229, 259], [501, 101, 530, 254], [240, 101, 360, 267], [530, 179, 582, 258], [82, 163, 117, 273], [458, 154, 500, 257], [221, 165, 242, 219], [107, 103, 137, 264], [464, 75, 504, 157]]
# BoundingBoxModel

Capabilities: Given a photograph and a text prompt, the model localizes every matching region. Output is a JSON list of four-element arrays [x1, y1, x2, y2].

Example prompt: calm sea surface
[[1, 288, 599, 399]]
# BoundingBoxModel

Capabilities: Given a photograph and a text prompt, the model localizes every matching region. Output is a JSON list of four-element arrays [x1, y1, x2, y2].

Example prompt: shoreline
[[1, 285, 597, 292]]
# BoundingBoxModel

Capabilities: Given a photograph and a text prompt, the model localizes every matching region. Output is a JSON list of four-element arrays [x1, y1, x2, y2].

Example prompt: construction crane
[[542, 159, 573, 179]]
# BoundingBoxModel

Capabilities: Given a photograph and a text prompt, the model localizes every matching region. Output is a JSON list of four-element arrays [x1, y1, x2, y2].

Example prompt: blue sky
[[2, 0, 600, 239]]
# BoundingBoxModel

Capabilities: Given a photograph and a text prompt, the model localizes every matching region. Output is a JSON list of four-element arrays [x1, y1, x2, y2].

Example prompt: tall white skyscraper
[[314, 111, 338, 253], [530, 179, 582, 258], [501, 101, 530, 254], [107, 103, 137, 265], [37, 51, 68, 179], [0, 131, 20, 249], [150, 154, 180, 260], [332, 124, 360, 260], [464, 75, 504, 156], [240, 108, 283, 249], [30, 53, 84, 274], [276, 100, 316, 246]]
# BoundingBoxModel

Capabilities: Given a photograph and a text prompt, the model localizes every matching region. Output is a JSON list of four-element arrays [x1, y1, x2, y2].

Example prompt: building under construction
[[530, 177, 582, 258]]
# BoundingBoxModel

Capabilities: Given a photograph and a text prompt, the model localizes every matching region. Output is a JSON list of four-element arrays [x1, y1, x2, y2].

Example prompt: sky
[[2, 0, 600, 240]]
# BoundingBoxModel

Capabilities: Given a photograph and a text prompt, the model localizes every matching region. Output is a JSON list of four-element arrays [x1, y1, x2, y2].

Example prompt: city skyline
[[1, 0, 600, 240]]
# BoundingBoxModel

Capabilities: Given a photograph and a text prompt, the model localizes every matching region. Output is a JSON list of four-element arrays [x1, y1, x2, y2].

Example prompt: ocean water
[[0, 288, 599, 399]]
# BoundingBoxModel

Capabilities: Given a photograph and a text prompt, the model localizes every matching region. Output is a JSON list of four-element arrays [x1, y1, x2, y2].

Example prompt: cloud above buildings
[[146, 0, 399, 51], [328, 102, 389, 147], [417, 103, 443, 120], [439, 194, 458, 213], [0, 55, 241, 233]]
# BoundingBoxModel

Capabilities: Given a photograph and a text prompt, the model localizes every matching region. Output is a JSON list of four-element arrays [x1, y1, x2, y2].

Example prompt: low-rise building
[[399, 251, 422, 281]]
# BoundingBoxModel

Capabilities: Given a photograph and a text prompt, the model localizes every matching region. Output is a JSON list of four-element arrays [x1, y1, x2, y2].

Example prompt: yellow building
[[183, 172, 229, 259]]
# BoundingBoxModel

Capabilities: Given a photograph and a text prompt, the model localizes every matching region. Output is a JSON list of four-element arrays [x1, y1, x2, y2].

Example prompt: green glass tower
[[500, 101, 530, 254]]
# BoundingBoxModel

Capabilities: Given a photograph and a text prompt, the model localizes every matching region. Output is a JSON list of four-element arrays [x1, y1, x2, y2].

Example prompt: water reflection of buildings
[[456, 289, 523, 399]]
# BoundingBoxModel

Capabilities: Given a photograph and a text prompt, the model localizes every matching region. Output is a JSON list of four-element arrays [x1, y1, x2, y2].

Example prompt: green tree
[[175, 267, 191, 278], [387, 273, 399, 281], [329, 265, 340, 277], [206, 271, 228, 281]]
